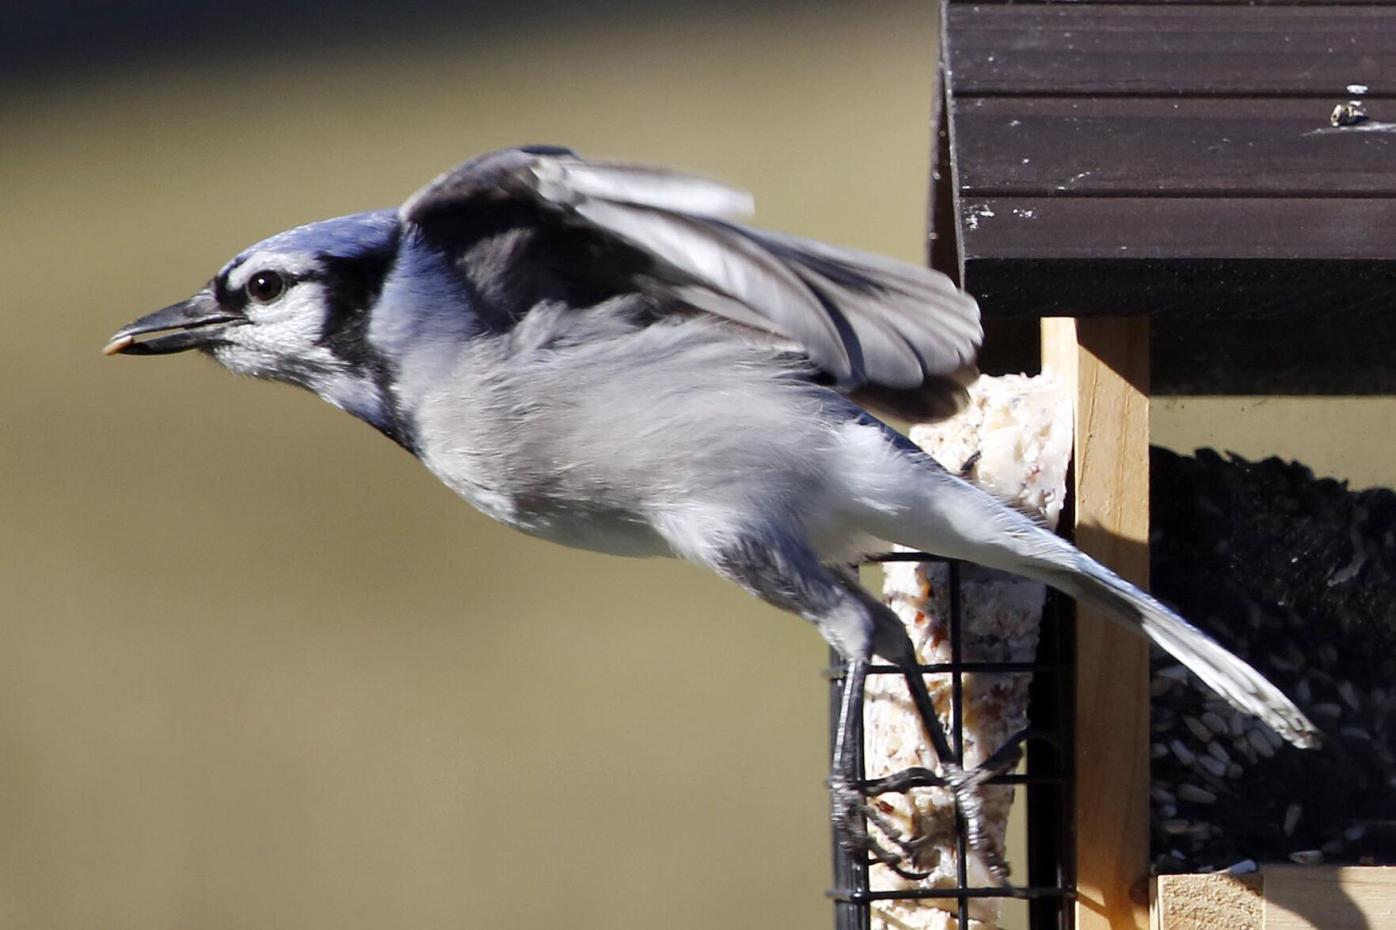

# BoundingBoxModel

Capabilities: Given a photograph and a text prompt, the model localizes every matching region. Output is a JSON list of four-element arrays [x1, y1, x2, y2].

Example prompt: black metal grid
[[828, 553, 1076, 930]]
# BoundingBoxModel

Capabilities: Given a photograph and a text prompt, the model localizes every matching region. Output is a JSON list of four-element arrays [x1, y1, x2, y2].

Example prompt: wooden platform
[[1154, 867, 1396, 930]]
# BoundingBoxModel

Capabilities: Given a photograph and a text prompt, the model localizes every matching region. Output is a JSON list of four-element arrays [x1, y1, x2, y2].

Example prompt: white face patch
[[210, 266, 391, 430], [216, 279, 334, 376]]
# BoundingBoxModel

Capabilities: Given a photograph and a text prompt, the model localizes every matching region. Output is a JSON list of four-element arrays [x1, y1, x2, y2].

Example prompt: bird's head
[[105, 209, 414, 442]]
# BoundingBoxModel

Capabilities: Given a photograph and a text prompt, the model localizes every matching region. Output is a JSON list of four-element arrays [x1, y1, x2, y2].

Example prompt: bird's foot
[[843, 728, 1032, 886], [943, 762, 1010, 885], [830, 771, 933, 880], [940, 727, 1034, 885]]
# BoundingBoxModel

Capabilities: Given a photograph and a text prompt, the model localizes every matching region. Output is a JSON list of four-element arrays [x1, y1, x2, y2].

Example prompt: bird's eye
[[246, 270, 286, 303]]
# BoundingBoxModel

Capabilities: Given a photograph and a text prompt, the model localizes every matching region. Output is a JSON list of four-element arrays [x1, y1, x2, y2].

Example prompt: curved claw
[[830, 775, 933, 880], [951, 775, 1010, 883], [943, 729, 1035, 884], [832, 727, 1036, 885]]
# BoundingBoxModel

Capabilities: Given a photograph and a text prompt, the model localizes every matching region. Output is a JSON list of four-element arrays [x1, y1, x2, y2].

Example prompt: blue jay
[[106, 146, 1316, 877]]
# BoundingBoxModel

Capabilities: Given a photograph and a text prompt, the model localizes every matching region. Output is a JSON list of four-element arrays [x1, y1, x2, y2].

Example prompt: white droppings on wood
[[965, 204, 996, 232]]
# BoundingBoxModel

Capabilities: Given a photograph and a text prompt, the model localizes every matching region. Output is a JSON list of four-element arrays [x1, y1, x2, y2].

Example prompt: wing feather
[[571, 198, 856, 382], [401, 146, 981, 406], [530, 157, 755, 217]]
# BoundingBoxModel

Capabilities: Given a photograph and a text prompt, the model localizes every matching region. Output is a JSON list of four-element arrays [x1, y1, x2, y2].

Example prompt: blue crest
[[222, 209, 400, 276]]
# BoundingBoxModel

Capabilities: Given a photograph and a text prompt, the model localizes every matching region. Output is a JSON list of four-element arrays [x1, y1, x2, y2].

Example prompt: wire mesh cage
[[828, 554, 1076, 930]]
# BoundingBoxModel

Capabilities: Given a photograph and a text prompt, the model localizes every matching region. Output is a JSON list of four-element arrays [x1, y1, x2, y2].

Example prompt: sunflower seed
[[1295, 678, 1312, 705], [1289, 849, 1323, 865], [1185, 716, 1214, 743], [1284, 803, 1302, 836], [1309, 702, 1343, 723], [1171, 739, 1196, 766], [1178, 784, 1217, 805], [1247, 728, 1276, 759], [1196, 754, 1228, 778], [1201, 711, 1229, 736]]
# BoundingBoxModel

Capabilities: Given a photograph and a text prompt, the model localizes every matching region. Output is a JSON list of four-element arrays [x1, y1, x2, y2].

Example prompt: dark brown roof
[[932, 1, 1396, 319]]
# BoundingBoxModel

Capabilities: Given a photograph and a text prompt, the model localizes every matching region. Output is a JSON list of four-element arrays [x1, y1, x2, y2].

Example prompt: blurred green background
[[2, 3, 942, 929], [8, 4, 1394, 930]]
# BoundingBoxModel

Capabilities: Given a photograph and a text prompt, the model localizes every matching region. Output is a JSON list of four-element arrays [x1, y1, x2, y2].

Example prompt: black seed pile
[[1148, 447, 1396, 871]]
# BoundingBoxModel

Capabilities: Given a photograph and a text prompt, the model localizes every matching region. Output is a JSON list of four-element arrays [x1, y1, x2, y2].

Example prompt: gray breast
[[401, 307, 845, 559]]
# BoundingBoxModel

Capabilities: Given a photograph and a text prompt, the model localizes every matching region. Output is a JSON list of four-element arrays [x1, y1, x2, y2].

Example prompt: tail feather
[[1042, 557, 1320, 748], [867, 457, 1320, 748]]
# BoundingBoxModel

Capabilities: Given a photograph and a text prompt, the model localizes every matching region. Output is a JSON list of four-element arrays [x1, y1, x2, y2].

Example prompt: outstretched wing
[[401, 145, 981, 418]]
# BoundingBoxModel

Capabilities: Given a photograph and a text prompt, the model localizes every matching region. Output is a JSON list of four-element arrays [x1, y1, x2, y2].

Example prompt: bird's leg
[[711, 538, 930, 874], [710, 535, 1018, 881], [838, 572, 1018, 884], [829, 657, 932, 880]]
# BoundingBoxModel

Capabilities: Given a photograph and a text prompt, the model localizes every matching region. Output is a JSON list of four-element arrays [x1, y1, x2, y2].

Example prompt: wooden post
[[1042, 317, 1152, 930]]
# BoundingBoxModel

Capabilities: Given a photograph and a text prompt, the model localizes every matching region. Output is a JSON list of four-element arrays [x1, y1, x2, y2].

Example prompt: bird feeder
[[833, 3, 1396, 929]]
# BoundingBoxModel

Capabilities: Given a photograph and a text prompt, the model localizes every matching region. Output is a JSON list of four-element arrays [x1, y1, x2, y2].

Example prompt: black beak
[[103, 292, 242, 357]]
